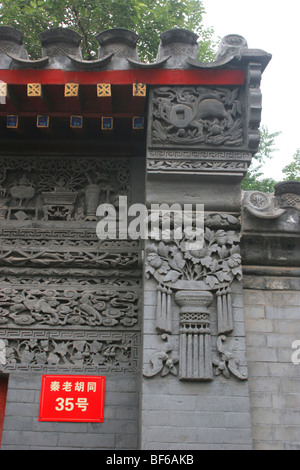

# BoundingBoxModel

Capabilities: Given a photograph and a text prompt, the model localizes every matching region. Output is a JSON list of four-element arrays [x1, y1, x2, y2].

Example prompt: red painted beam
[[0, 69, 245, 86]]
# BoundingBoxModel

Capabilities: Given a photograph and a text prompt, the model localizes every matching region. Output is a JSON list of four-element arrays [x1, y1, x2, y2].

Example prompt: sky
[[201, 0, 300, 180]]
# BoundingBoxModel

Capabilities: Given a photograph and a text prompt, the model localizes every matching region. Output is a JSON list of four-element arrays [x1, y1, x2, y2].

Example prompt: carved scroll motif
[[213, 335, 248, 380], [0, 286, 139, 328], [143, 334, 178, 378], [243, 186, 300, 219]]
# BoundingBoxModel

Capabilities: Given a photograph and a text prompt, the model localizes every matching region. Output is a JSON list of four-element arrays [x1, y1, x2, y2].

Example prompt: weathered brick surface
[[244, 286, 300, 450]]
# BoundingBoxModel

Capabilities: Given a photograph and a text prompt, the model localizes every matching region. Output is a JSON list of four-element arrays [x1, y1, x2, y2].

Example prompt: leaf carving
[[158, 241, 169, 257], [173, 252, 185, 270], [163, 270, 181, 283]]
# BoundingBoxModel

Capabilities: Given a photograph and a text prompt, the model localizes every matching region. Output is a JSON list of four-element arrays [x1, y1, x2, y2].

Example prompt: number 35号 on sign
[[39, 375, 105, 422]]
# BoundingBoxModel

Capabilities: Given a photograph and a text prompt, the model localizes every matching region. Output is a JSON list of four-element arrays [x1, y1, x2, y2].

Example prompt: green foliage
[[241, 174, 278, 193], [282, 149, 300, 182], [0, 0, 216, 61], [241, 125, 281, 193]]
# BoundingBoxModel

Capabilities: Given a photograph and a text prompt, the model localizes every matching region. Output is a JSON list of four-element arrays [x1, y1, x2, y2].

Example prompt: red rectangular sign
[[39, 375, 105, 422]]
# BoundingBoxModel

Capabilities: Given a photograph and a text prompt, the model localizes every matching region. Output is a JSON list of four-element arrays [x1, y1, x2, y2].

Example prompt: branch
[[72, 3, 92, 60]]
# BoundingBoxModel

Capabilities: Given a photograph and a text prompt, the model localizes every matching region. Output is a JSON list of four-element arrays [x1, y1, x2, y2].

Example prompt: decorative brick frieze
[[0, 330, 139, 373]]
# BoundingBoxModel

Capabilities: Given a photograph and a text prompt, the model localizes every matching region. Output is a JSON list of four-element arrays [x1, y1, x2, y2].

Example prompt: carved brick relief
[[0, 156, 130, 222], [0, 330, 139, 373], [143, 212, 248, 382], [150, 86, 244, 148], [147, 150, 252, 176], [0, 156, 141, 374], [0, 285, 139, 328]]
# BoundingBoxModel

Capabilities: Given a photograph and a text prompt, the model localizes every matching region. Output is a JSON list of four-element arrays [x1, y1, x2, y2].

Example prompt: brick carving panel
[[143, 213, 248, 382], [0, 156, 141, 374], [150, 86, 244, 148], [0, 156, 130, 222], [0, 330, 139, 373]]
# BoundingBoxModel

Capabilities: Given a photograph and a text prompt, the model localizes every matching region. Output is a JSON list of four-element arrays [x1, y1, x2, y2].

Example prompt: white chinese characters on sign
[[50, 380, 97, 393], [49, 380, 97, 412], [39, 375, 105, 423]]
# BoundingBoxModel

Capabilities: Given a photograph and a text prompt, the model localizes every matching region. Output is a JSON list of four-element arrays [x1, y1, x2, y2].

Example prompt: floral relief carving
[[143, 334, 179, 378], [1, 334, 137, 372], [213, 335, 248, 381], [145, 227, 242, 289], [144, 217, 246, 382]]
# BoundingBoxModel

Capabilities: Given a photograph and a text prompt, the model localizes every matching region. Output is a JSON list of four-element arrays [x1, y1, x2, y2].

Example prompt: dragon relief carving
[[151, 87, 243, 147], [143, 217, 247, 381]]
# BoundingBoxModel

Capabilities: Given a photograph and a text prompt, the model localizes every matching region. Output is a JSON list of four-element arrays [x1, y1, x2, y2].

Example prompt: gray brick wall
[[1, 373, 139, 450], [141, 379, 253, 450], [141, 278, 253, 450], [244, 285, 300, 450]]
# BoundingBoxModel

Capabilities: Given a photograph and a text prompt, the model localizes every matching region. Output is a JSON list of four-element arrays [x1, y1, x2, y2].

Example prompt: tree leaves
[[282, 148, 300, 182], [241, 125, 281, 192], [0, 0, 216, 61]]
